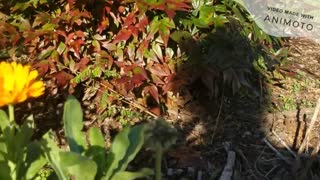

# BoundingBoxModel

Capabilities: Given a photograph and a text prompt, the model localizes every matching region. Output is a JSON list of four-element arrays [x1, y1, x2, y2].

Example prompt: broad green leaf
[[14, 120, 34, 164], [158, 18, 175, 46], [170, 31, 192, 43], [63, 95, 86, 153], [116, 124, 151, 173], [103, 124, 151, 180], [37, 46, 54, 60], [59, 152, 97, 180], [89, 127, 105, 148], [12, 2, 31, 11], [0, 137, 7, 161], [0, 162, 11, 180], [41, 132, 68, 180], [25, 142, 47, 180], [112, 168, 154, 180], [87, 127, 107, 178], [0, 110, 9, 132], [214, 4, 227, 12], [42, 23, 56, 31], [57, 42, 67, 55], [103, 127, 131, 180]]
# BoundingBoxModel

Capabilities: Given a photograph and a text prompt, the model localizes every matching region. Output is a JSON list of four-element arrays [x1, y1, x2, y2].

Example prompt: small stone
[[242, 131, 252, 137], [175, 169, 184, 175], [187, 167, 195, 175], [167, 168, 174, 176]]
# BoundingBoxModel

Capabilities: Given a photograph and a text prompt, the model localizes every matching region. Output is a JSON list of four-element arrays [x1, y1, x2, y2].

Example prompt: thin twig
[[98, 83, 158, 118], [211, 94, 224, 143], [265, 164, 280, 177], [271, 130, 296, 158], [263, 138, 290, 164], [298, 98, 320, 154], [236, 149, 261, 180], [254, 146, 270, 180]]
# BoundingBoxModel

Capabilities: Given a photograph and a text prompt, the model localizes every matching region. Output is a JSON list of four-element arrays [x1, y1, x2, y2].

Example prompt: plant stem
[[155, 144, 163, 180], [8, 104, 14, 123]]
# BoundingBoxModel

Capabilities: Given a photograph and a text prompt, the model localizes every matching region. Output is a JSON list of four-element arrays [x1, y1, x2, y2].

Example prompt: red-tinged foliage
[[135, 0, 191, 18], [0, 22, 20, 47], [74, 57, 90, 71], [48, 71, 74, 88], [113, 29, 132, 44], [144, 84, 160, 103], [0, 0, 231, 119]]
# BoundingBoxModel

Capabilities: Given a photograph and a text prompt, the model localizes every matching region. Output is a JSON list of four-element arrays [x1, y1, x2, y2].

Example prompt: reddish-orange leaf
[[66, 32, 75, 42], [136, 17, 149, 32], [149, 64, 171, 77], [124, 12, 136, 26], [144, 84, 160, 103], [33, 60, 49, 77], [113, 29, 132, 44], [75, 57, 90, 71], [128, 25, 139, 37], [50, 71, 74, 88], [150, 107, 161, 116], [133, 66, 148, 80], [75, 30, 85, 38], [131, 74, 146, 85]]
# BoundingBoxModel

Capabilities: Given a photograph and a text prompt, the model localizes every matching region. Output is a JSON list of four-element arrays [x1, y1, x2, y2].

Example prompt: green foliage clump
[[0, 95, 176, 180], [42, 95, 176, 179]]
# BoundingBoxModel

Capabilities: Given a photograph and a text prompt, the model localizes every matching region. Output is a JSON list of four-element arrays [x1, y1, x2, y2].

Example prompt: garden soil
[[162, 38, 320, 180]]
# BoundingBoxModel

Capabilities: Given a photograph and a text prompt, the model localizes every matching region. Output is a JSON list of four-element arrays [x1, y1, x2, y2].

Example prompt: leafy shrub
[[42, 95, 177, 180], [0, 0, 287, 118], [0, 113, 46, 180]]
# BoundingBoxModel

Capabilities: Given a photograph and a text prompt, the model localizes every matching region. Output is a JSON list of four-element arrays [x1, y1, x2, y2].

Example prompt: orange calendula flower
[[0, 61, 45, 107]]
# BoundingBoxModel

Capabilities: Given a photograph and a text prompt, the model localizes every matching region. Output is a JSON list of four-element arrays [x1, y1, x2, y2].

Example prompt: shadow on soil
[[164, 26, 320, 180]]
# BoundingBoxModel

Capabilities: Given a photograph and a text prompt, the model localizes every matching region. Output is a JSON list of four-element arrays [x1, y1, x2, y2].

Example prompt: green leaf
[[12, 2, 31, 11], [63, 95, 87, 153], [112, 168, 154, 180], [103, 124, 151, 180], [192, 5, 215, 28], [14, 120, 34, 165], [86, 146, 106, 179], [59, 152, 97, 180], [103, 127, 131, 180], [87, 127, 107, 178], [37, 46, 55, 60], [41, 132, 68, 180], [57, 42, 67, 55], [89, 127, 105, 148], [42, 23, 56, 31], [0, 110, 9, 132], [214, 4, 227, 12], [25, 142, 47, 179], [0, 162, 11, 180], [117, 124, 152, 172], [170, 31, 192, 43], [158, 17, 175, 46], [92, 67, 102, 78]]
